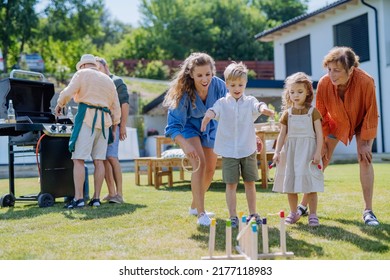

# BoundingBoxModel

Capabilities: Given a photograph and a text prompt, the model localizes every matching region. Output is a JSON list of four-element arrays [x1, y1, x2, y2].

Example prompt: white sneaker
[[189, 207, 198, 215], [197, 212, 211, 226], [189, 207, 215, 217], [363, 210, 380, 226]]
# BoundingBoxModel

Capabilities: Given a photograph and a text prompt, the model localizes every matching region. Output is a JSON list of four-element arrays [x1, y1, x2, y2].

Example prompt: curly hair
[[281, 72, 314, 111], [322, 46, 360, 72], [163, 52, 216, 109]]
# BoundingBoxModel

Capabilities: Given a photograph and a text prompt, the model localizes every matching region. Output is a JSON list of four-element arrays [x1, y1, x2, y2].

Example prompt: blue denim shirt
[[165, 76, 227, 148]]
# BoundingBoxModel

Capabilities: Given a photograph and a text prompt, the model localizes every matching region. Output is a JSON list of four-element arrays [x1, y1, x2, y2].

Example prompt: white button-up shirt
[[210, 93, 265, 159]]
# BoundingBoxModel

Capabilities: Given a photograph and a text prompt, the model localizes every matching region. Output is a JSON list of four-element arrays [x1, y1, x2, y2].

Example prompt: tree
[[134, 0, 308, 61], [207, 0, 270, 60], [35, 0, 105, 73], [94, 10, 133, 49], [254, 0, 309, 23], [0, 0, 39, 72], [116, 28, 169, 60], [1, 0, 309, 75], [40, 0, 104, 41], [139, 0, 219, 59]]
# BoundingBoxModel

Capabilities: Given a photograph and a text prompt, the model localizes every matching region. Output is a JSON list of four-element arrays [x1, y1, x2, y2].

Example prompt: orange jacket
[[316, 68, 378, 145]]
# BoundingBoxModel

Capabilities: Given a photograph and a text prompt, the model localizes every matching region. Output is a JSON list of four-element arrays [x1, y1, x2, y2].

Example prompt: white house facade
[[255, 0, 389, 154]]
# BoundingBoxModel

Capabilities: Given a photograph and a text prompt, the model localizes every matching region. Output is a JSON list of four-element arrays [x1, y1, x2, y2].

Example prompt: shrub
[[52, 65, 71, 86], [134, 60, 170, 80], [114, 62, 130, 76], [248, 69, 257, 79]]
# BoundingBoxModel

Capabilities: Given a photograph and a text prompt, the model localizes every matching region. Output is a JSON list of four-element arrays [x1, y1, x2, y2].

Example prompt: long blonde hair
[[281, 72, 314, 111], [163, 52, 216, 109]]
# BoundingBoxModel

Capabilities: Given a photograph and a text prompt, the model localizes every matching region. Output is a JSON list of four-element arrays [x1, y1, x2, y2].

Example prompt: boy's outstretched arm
[[201, 109, 216, 132], [258, 104, 275, 118]]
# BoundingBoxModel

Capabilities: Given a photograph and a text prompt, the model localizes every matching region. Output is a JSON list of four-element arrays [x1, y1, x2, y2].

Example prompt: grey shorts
[[106, 125, 119, 158], [222, 152, 259, 184]]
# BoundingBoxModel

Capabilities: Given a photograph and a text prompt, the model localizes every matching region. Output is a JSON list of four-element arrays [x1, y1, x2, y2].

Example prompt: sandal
[[285, 212, 300, 225], [363, 210, 380, 226], [297, 204, 308, 216], [308, 214, 320, 227]]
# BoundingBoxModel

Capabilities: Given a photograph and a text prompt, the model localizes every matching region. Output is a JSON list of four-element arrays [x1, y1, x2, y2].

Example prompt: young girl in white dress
[[272, 72, 324, 226]]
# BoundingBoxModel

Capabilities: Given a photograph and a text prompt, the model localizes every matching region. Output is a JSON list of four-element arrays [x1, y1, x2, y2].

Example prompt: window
[[334, 14, 370, 62], [285, 35, 311, 76]]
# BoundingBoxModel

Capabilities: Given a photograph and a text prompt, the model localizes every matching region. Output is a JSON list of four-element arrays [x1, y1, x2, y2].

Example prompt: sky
[[107, 0, 141, 26], [106, 0, 338, 26]]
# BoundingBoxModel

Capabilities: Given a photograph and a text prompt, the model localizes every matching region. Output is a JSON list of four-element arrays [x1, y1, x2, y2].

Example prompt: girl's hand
[[312, 152, 321, 165], [272, 152, 280, 166]]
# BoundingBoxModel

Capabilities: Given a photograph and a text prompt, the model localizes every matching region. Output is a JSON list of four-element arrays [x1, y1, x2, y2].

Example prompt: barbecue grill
[[0, 70, 75, 207]]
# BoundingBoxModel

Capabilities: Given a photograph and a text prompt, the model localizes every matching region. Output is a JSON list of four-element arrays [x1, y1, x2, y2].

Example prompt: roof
[[142, 90, 167, 114], [254, 0, 357, 42]]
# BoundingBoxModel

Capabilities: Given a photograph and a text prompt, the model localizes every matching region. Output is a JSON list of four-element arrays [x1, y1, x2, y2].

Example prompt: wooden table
[[256, 126, 280, 188]]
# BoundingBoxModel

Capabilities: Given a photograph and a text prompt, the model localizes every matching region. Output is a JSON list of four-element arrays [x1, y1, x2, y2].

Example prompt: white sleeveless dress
[[273, 107, 324, 193]]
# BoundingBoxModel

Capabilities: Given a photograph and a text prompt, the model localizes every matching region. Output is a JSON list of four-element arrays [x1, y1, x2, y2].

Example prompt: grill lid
[[0, 77, 55, 123]]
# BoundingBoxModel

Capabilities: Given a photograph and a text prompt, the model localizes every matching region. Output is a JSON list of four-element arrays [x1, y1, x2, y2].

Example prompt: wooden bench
[[151, 157, 194, 189], [151, 136, 223, 189], [152, 136, 185, 189], [135, 135, 223, 189], [134, 157, 153, 186], [134, 136, 187, 189]]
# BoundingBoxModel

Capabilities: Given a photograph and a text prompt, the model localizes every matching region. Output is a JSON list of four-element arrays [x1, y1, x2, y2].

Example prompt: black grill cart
[[0, 70, 75, 207]]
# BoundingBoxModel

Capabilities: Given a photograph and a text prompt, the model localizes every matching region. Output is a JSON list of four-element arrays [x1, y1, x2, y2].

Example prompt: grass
[[123, 77, 169, 101], [0, 163, 389, 260]]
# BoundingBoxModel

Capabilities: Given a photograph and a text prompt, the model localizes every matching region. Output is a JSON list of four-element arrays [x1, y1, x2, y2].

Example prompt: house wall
[[246, 87, 282, 98], [272, 1, 389, 153], [273, 4, 378, 81], [144, 115, 168, 137]]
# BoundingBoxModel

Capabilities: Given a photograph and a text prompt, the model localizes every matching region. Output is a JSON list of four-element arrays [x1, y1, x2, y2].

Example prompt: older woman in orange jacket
[[297, 46, 379, 226]]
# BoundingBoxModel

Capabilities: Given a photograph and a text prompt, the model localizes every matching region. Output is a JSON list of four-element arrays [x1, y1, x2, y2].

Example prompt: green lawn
[[0, 163, 389, 260]]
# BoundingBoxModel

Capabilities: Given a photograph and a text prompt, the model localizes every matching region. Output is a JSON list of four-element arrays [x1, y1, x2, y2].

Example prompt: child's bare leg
[[244, 181, 256, 214], [307, 192, 318, 214], [300, 194, 309, 208], [307, 192, 320, 226], [287, 193, 298, 213], [285, 193, 300, 224], [226, 183, 238, 217]]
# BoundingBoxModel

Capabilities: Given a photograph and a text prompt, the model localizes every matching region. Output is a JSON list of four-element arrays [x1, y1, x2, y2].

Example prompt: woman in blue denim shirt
[[163, 52, 227, 226]]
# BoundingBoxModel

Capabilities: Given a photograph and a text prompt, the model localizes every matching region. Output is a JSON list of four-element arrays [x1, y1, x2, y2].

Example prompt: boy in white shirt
[[201, 62, 274, 227]]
